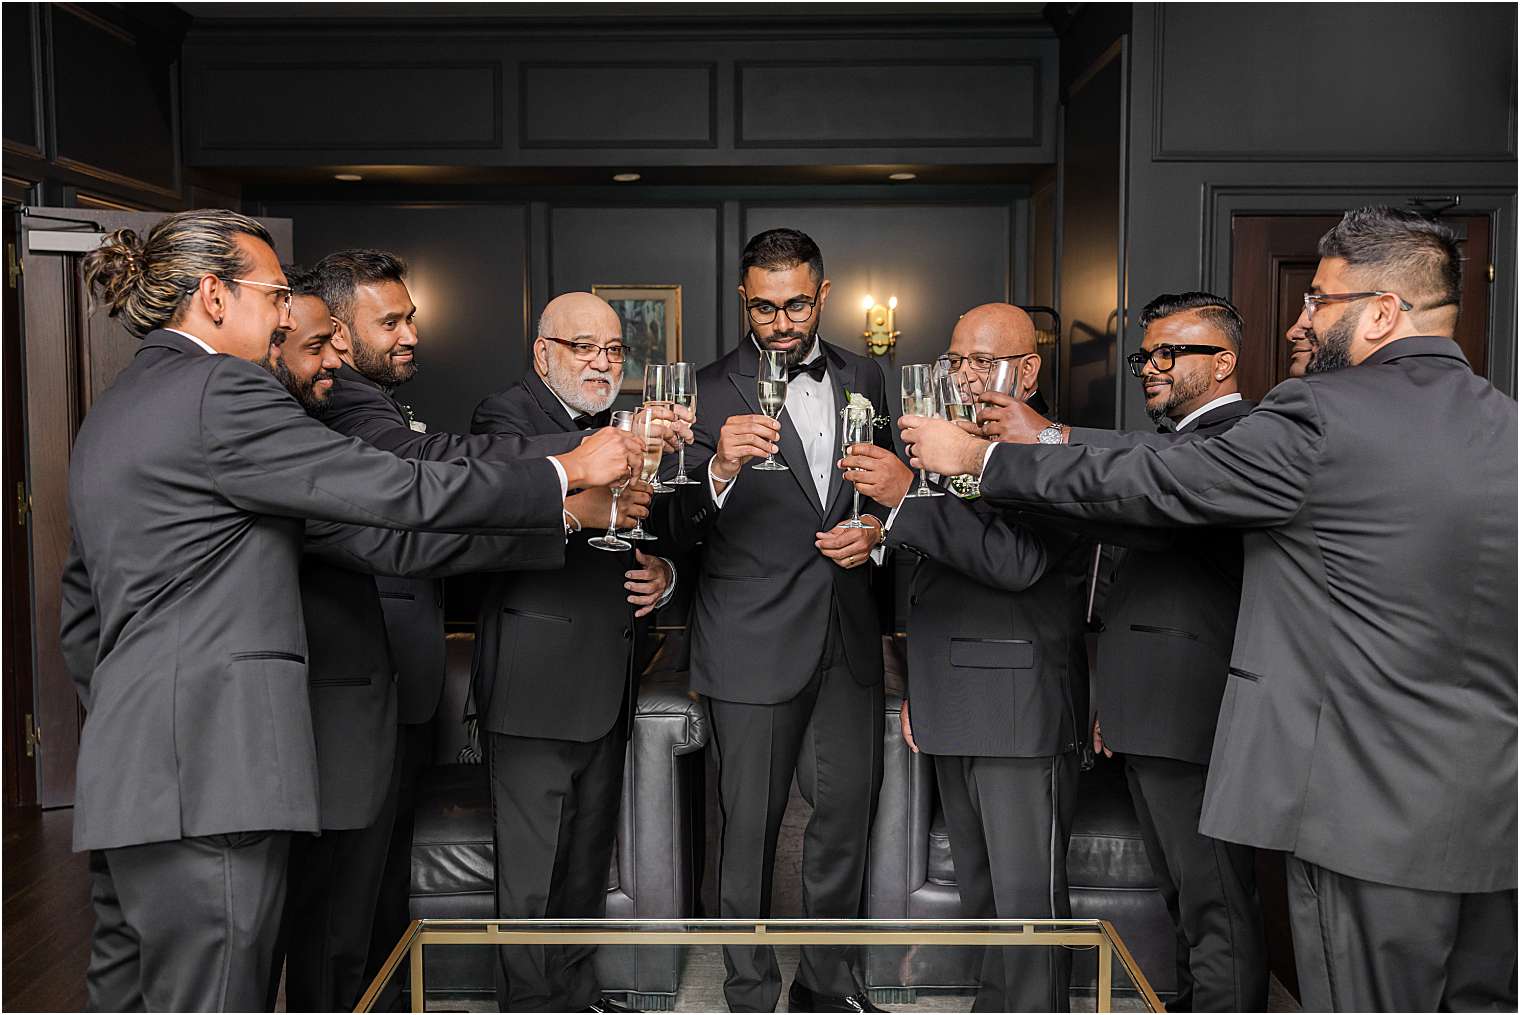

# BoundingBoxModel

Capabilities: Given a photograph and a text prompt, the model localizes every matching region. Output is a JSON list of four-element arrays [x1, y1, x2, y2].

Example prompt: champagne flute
[[753, 349, 790, 472], [900, 363, 944, 499], [981, 357, 1031, 422], [642, 363, 676, 493], [587, 409, 635, 552], [936, 360, 982, 497], [623, 407, 662, 542], [667, 362, 698, 485], [838, 405, 874, 529]]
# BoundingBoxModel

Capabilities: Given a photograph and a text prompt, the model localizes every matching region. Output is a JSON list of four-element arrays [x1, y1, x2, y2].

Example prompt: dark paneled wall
[[1, 4, 235, 210], [182, 20, 1057, 169], [1116, 2, 1518, 422], [253, 188, 1030, 434]]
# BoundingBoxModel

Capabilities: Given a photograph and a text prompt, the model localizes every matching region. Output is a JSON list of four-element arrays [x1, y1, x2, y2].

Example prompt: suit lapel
[[523, 371, 579, 433], [823, 344, 856, 518], [727, 341, 825, 514]]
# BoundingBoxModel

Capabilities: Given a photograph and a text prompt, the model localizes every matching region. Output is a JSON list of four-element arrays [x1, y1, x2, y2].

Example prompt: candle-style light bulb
[[862, 294, 874, 311], [888, 296, 898, 310]]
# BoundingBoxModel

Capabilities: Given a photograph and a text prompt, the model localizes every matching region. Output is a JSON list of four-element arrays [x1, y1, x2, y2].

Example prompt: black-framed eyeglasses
[[1126, 344, 1227, 377], [1302, 291, 1413, 321], [745, 286, 821, 325], [938, 352, 1033, 375], [541, 335, 627, 363]]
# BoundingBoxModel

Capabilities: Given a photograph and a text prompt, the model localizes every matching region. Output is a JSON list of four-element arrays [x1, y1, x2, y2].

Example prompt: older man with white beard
[[470, 291, 684, 1013]]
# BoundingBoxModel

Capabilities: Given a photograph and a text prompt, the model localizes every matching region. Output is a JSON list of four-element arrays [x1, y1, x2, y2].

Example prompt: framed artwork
[[592, 284, 682, 394]]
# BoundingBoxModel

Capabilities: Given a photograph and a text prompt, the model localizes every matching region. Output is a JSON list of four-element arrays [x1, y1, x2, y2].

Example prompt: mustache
[[312, 369, 337, 384]]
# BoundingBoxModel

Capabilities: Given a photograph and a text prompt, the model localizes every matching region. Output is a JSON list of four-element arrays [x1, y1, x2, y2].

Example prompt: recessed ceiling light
[[612, 172, 642, 183], [888, 172, 917, 181], [334, 173, 363, 181]]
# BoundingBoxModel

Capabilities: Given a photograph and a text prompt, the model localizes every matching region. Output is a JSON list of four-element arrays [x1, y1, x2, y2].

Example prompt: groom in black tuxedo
[[668, 229, 895, 1013]]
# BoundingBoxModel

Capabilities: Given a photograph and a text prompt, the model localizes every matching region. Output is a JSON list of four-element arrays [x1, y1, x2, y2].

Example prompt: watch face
[[1037, 426, 1063, 444]]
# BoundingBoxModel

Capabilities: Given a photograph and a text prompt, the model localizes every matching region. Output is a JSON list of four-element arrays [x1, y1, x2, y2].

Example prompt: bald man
[[470, 292, 683, 1013], [842, 304, 1091, 1012]]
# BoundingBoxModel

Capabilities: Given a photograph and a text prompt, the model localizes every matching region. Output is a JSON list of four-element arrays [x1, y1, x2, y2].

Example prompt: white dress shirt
[[1172, 392, 1243, 433]]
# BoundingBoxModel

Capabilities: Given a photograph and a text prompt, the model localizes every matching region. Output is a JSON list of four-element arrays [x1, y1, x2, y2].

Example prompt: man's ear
[[1023, 352, 1042, 389], [1215, 348, 1238, 381], [815, 277, 832, 309], [531, 336, 549, 377], [197, 274, 226, 324], [329, 317, 352, 355]]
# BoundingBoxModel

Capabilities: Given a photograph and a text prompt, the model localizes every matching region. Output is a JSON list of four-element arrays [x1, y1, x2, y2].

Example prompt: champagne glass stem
[[606, 488, 621, 539], [916, 466, 930, 495], [676, 442, 688, 479], [851, 487, 862, 526]]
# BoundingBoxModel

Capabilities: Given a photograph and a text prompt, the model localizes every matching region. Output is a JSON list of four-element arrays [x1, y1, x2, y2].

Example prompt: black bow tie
[[786, 358, 828, 383], [573, 409, 612, 430]]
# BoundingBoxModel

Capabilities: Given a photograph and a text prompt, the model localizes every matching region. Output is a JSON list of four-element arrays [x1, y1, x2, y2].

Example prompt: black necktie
[[786, 359, 828, 383], [573, 409, 611, 430]]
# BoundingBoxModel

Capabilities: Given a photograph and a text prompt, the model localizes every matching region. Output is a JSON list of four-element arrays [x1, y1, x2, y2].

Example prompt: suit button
[[622, 627, 632, 639], [910, 595, 920, 606]]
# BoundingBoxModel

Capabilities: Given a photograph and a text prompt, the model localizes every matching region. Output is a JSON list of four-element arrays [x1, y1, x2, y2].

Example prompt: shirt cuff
[[980, 443, 999, 479], [546, 456, 570, 500], [708, 458, 736, 507], [653, 557, 678, 610]]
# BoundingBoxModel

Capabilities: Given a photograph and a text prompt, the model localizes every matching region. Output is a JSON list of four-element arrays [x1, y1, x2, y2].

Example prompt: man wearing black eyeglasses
[[991, 293, 1268, 1011]]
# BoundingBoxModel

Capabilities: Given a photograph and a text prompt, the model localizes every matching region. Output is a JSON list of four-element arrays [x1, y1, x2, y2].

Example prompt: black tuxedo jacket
[[979, 338, 1516, 894], [469, 372, 651, 742], [322, 362, 582, 724], [1071, 399, 1254, 765], [667, 339, 894, 705], [59, 330, 564, 851], [888, 488, 1091, 759]]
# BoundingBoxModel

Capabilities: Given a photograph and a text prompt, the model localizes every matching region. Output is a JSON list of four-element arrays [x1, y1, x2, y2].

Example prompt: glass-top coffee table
[[357, 918, 1162, 1012]]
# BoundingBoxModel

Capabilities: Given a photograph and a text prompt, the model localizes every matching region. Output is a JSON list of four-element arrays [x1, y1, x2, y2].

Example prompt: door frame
[[1201, 183, 1516, 397]]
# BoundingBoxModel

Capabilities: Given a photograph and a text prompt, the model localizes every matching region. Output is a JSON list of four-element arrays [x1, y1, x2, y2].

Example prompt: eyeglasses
[[1125, 344, 1228, 377], [541, 335, 627, 363], [745, 286, 821, 325], [938, 352, 1032, 375], [230, 277, 294, 314], [1302, 291, 1413, 321]]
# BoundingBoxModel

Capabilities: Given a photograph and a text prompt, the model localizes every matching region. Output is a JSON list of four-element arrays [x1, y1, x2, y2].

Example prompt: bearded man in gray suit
[[902, 206, 1516, 1013]]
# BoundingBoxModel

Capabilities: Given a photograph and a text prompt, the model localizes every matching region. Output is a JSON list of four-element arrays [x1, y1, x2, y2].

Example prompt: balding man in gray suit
[[61, 210, 637, 1011], [902, 206, 1516, 1012]]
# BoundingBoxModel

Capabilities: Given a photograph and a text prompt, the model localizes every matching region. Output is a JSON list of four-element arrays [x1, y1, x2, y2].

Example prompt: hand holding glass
[[754, 350, 790, 472], [900, 364, 944, 499], [587, 410, 636, 552], [642, 364, 676, 493], [838, 406, 874, 529], [667, 362, 698, 485]]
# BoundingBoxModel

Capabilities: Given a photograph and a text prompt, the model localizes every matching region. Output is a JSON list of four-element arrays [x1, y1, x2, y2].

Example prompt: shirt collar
[[164, 327, 218, 356], [1173, 392, 1243, 433]]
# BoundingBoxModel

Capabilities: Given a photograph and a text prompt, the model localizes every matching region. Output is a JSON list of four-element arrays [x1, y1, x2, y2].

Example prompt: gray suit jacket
[[979, 337, 1516, 893], [61, 329, 564, 851]]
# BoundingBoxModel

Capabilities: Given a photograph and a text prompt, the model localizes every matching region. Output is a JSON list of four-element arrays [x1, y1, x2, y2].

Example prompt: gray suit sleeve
[[199, 357, 563, 534], [1067, 426, 1176, 450], [886, 492, 1048, 592], [303, 521, 566, 578], [981, 380, 1324, 528], [59, 533, 99, 708]]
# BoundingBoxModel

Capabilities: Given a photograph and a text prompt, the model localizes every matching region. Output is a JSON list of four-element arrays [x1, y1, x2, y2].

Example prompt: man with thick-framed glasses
[[902, 206, 1517, 1013], [667, 228, 896, 1013]]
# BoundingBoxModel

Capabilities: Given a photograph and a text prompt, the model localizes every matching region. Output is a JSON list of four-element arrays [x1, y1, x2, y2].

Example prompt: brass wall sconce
[[861, 294, 899, 358]]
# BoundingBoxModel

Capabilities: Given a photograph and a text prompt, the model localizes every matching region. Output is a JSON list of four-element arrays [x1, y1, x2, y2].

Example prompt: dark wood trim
[[734, 58, 1043, 149], [518, 61, 719, 150], [49, 157, 181, 203]]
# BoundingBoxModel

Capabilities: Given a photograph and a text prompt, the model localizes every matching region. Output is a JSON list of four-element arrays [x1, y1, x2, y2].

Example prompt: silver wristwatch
[[1036, 424, 1064, 445]]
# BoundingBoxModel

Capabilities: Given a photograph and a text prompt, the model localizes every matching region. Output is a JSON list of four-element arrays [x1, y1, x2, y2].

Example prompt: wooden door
[[1232, 213, 1493, 400], [16, 208, 291, 807]]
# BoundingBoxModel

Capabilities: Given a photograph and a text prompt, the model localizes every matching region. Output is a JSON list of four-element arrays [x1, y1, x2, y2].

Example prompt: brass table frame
[[356, 918, 1162, 1013]]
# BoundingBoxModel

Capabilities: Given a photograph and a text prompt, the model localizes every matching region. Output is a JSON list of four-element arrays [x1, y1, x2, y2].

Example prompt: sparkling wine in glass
[[624, 408, 662, 542], [838, 405, 873, 529], [936, 360, 982, 497], [667, 362, 698, 485], [587, 410, 635, 552], [754, 349, 790, 472], [642, 364, 676, 493], [900, 363, 944, 499]]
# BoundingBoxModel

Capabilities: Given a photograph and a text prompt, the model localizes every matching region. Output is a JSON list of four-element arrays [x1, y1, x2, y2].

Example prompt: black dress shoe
[[787, 981, 884, 1013], [584, 996, 642, 1013]]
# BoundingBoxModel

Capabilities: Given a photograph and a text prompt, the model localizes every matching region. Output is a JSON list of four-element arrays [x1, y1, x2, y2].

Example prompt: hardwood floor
[[3, 805, 91, 1012]]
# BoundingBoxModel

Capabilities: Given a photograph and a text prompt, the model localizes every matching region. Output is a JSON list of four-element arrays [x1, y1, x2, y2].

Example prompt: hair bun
[[82, 228, 147, 318]]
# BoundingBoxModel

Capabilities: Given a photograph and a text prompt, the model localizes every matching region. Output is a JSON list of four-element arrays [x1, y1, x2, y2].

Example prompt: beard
[[545, 356, 619, 415], [257, 346, 334, 416], [1144, 366, 1212, 423], [350, 331, 418, 388], [754, 318, 820, 371], [1306, 305, 1359, 376]]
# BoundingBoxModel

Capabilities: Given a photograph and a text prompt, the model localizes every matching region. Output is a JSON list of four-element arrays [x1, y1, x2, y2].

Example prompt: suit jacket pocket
[[1130, 624, 1200, 641], [501, 606, 571, 624], [707, 574, 771, 582], [1228, 665, 1264, 683], [230, 650, 306, 664], [949, 638, 1035, 670], [309, 675, 371, 687]]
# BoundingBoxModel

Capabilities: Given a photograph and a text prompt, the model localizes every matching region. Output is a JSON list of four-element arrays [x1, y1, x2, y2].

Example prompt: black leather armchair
[[407, 635, 707, 1009], [866, 692, 1176, 1002]]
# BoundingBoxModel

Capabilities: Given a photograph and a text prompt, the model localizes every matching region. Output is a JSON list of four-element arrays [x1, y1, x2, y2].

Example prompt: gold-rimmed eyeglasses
[[230, 277, 294, 314], [1302, 291, 1412, 321]]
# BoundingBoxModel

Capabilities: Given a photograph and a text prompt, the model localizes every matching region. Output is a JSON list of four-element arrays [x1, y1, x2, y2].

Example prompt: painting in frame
[[592, 284, 682, 394]]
